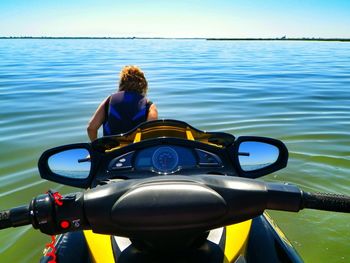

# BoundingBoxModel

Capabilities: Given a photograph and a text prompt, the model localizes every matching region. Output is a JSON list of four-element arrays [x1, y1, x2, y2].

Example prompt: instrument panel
[[151, 147, 179, 173], [108, 145, 223, 175], [136, 145, 196, 174]]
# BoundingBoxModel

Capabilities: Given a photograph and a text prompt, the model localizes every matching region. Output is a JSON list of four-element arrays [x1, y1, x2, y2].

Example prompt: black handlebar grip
[[302, 192, 350, 213], [0, 205, 31, 230]]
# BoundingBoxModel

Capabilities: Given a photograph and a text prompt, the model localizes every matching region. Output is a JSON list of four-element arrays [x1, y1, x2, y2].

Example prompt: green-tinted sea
[[0, 39, 349, 262]]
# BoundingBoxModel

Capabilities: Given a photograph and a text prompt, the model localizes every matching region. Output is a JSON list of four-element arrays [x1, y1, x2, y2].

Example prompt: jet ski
[[0, 119, 349, 263]]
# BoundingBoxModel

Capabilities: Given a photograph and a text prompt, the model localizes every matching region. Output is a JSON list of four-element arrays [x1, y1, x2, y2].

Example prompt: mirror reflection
[[48, 148, 91, 179], [238, 142, 279, 172]]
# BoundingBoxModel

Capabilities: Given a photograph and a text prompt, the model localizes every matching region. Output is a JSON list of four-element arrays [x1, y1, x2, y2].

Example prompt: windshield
[[92, 119, 235, 152]]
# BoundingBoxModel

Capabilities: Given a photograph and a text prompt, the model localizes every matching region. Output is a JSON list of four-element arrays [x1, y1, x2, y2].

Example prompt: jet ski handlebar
[[0, 175, 349, 236], [301, 191, 350, 213], [0, 205, 30, 230]]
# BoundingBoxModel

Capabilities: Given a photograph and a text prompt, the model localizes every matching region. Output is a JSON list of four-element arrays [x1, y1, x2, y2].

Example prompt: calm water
[[0, 39, 349, 262]]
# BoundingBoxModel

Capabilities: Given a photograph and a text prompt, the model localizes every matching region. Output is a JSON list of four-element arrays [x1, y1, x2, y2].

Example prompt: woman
[[87, 65, 158, 141]]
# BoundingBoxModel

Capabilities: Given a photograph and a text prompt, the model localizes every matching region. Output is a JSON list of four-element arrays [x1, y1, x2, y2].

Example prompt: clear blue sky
[[1, 0, 349, 38]]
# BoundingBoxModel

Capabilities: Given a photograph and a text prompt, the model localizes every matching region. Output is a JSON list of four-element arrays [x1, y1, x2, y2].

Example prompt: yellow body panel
[[84, 230, 115, 263], [186, 130, 195, 140], [133, 131, 142, 143], [83, 220, 252, 263], [224, 220, 252, 262], [105, 146, 121, 152]]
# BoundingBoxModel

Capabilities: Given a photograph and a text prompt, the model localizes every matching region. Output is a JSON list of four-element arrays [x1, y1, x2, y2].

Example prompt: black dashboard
[[107, 144, 224, 176], [39, 120, 287, 189]]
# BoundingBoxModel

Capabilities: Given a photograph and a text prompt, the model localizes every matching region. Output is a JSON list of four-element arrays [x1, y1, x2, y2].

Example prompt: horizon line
[[1, 36, 350, 42]]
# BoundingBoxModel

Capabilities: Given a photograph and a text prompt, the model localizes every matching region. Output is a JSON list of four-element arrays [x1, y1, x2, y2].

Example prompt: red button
[[60, 220, 70, 229]]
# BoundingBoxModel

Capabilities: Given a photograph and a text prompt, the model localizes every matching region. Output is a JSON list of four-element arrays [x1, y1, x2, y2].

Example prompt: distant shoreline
[[0, 36, 349, 42], [206, 38, 350, 42], [207, 38, 350, 42]]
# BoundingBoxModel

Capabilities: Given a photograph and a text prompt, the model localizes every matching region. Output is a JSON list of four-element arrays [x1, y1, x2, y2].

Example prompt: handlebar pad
[[302, 192, 350, 213]]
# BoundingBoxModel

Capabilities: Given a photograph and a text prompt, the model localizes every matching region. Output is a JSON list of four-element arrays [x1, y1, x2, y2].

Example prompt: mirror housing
[[38, 143, 94, 188], [232, 136, 288, 178]]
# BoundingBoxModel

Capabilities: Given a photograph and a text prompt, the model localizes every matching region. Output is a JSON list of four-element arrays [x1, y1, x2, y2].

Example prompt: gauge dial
[[152, 147, 179, 174]]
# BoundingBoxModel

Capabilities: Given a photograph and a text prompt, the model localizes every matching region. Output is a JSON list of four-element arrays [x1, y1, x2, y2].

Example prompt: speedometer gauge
[[152, 146, 179, 174]]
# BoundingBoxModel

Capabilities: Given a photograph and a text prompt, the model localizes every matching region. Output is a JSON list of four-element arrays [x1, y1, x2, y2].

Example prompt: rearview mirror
[[232, 136, 288, 178], [38, 143, 93, 188], [48, 148, 91, 179], [238, 142, 279, 171]]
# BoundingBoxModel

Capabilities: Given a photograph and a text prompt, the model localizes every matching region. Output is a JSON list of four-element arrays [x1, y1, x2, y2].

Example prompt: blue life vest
[[103, 91, 152, 136]]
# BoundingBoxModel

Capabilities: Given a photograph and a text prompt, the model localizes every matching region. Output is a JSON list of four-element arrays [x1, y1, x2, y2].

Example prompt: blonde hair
[[118, 65, 148, 95]]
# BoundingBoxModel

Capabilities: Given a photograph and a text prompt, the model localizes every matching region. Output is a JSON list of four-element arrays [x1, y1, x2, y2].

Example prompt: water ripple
[[0, 39, 350, 262]]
